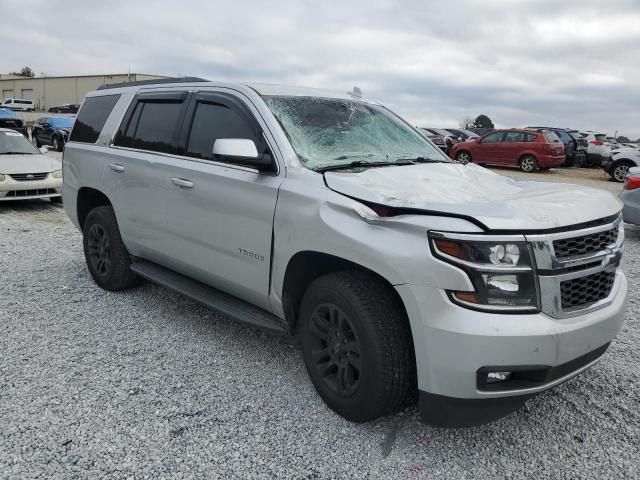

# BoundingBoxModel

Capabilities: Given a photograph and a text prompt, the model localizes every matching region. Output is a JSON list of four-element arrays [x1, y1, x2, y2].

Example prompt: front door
[[476, 131, 504, 164], [164, 91, 283, 311]]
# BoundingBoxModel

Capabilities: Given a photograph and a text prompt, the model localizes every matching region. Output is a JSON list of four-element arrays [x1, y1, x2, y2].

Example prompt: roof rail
[[96, 77, 209, 90]]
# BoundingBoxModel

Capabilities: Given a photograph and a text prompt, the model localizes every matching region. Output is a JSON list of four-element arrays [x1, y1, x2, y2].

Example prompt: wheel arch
[[77, 187, 113, 229], [281, 250, 412, 339]]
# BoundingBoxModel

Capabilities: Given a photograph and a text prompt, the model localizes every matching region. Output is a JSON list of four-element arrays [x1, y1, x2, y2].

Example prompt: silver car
[[621, 167, 640, 225], [62, 80, 628, 427], [0, 128, 63, 202]]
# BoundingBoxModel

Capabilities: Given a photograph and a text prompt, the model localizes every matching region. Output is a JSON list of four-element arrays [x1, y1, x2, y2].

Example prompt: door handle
[[171, 177, 194, 189], [109, 163, 125, 173]]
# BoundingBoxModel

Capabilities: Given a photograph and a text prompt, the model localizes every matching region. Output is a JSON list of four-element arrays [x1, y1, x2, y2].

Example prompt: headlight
[[429, 232, 539, 313], [51, 169, 63, 179], [0, 174, 5, 182]]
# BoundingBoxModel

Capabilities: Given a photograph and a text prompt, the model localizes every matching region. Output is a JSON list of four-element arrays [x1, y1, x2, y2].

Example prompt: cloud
[[2, 0, 639, 138]]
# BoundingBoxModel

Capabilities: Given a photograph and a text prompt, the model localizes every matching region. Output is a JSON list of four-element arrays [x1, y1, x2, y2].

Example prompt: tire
[[82, 206, 140, 291], [456, 150, 471, 164], [53, 136, 63, 152], [299, 271, 416, 422], [519, 155, 538, 172], [611, 161, 633, 183], [33, 134, 41, 148]]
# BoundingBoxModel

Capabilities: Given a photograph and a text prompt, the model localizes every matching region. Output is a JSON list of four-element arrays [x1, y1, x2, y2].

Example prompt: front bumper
[[0, 176, 62, 201], [396, 273, 627, 425]]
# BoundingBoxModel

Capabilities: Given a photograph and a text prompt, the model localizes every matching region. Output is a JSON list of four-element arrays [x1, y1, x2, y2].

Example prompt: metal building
[[0, 73, 167, 110]]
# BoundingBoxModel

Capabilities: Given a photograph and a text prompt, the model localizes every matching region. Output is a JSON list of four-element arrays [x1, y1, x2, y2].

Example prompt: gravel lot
[[1, 168, 638, 479]]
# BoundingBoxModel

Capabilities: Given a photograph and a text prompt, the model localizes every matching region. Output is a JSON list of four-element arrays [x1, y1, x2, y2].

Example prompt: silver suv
[[63, 79, 628, 427]]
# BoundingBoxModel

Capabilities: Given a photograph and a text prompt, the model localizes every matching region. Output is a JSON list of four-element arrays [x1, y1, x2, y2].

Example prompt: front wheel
[[520, 155, 538, 172], [53, 136, 63, 152], [456, 151, 471, 164], [300, 271, 416, 422], [82, 206, 140, 291], [32, 134, 41, 147]]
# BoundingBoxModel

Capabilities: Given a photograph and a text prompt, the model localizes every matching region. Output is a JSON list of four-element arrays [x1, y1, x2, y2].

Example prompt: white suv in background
[[1, 98, 35, 112], [581, 131, 612, 167]]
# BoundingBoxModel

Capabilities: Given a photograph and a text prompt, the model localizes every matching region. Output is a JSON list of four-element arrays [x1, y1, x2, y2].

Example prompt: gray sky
[[3, 0, 639, 138]]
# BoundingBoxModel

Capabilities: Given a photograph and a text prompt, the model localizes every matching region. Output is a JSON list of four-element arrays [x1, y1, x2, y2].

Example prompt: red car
[[449, 129, 565, 172]]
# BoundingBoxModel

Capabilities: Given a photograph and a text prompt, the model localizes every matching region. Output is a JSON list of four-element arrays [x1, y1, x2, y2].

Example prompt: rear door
[[476, 131, 504, 163], [163, 90, 283, 310], [501, 131, 527, 165], [104, 91, 189, 263]]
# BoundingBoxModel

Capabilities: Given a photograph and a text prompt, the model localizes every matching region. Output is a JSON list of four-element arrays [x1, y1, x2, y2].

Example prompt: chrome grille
[[9, 173, 49, 182], [560, 271, 615, 310], [553, 227, 618, 258]]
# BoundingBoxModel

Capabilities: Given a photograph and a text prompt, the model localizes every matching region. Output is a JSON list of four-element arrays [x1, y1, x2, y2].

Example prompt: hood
[[0, 153, 61, 175], [324, 163, 622, 231]]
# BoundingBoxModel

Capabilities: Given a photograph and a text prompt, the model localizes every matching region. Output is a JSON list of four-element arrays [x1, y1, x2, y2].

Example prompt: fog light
[[487, 371, 512, 383]]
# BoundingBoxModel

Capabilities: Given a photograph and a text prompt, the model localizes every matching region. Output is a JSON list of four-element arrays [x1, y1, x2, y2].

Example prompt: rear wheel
[[82, 206, 140, 291], [456, 151, 471, 164], [519, 155, 538, 172], [611, 162, 633, 183], [300, 271, 416, 422], [32, 134, 41, 147]]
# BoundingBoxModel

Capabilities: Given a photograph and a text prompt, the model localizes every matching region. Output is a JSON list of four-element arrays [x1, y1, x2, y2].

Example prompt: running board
[[130, 260, 288, 335]]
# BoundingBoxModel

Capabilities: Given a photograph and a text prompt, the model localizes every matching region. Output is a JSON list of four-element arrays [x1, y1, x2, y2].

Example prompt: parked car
[[0, 98, 35, 112], [48, 104, 80, 114], [526, 127, 584, 167], [0, 108, 28, 137], [0, 128, 62, 202], [418, 127, 450, 152], [449, 128, 565, 172], [443, 128, 479, 142], [63, 80, 627, 427], [607, 137, 623, 151], [621, 167, 640, 225], [602, 147, 640, 182], [581, 131, 612, 168], [467, 127, 495, 136], [620, 143, 640, 150], [566, 130, 589, 165], [32, 116, 76, 151]]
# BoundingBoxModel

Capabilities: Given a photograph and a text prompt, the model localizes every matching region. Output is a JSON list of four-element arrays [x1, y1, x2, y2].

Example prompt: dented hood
[[324, 163, 622, 230]]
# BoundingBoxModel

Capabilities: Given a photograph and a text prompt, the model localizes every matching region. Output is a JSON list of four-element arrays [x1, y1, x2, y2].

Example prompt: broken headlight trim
[[429, 231, 540, 313]]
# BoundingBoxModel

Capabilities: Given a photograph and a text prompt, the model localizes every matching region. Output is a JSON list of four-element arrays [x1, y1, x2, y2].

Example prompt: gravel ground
[[1, 170, 638, 479]]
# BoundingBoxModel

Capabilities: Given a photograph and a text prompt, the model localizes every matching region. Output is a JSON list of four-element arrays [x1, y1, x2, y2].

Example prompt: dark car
[[419, 127, 458, 153], [0, 107, 28, 137], [449, 128, 565, 172], [527, 127, 585, 167], [48, 104, 80, 114], [32, 116, 76, 151], [566, 130, 588, 166], [443, 128, 479, 142]]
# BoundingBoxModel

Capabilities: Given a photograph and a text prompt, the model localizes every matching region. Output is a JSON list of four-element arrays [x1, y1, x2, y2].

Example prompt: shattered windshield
[[263, 95, 448, 171]]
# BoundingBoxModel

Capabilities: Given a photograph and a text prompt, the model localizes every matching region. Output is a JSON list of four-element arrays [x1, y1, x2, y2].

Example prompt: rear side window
[[595, 134, 607, 142], [523, 133, 537, 142], [186, 102, 257, 161], [543, 132, 561, 143], [70, 95, 120, 143], [114, 93, 186, 154]]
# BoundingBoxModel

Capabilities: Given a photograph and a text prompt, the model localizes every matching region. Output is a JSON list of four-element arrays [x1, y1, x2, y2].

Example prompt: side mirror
[[212, 138, 274, 171], [39, 147, 48, 154]]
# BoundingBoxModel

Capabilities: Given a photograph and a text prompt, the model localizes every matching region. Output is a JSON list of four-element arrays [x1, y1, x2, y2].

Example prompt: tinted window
[[186, 102, 256, 161], [543, 132, 561, 143], [595, 134, 607, 142], [524, 133, 538, 142], [70, 95, 120, 143], [483, 132, 503, 143], [131, 101, 183, 154], [504, 131, 525, 142]]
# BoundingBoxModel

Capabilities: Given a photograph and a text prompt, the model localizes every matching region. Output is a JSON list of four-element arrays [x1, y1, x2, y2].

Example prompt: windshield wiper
[[396, 156, 450, 164], [315, 159, 415, 173], [0, 151, 34, 155]]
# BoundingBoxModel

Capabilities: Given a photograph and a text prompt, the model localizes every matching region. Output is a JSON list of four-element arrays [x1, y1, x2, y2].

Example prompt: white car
[[580, 131, 612, 167], [602, 147, 640, 182], [0, 98, 35, 112], [0, 128, 63, 201]]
